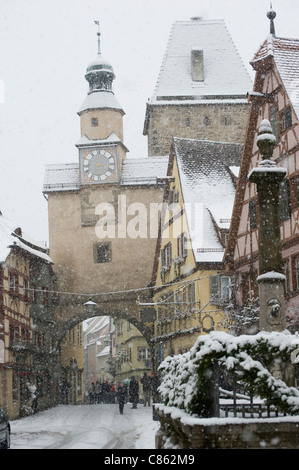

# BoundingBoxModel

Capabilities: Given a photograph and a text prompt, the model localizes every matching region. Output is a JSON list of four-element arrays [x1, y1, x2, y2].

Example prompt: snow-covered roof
[[76, 132, 127, 150], [78, 90, 124, 115], [172, 138, 242, 263], [120, 156, 169, 185], [43, 157, 169, 193], [43, 163, 80, 192], [0, 213, 52, 264], [150, 18, 252, 103], [251, 35, 299, 119], [96, 345, 110, 357]]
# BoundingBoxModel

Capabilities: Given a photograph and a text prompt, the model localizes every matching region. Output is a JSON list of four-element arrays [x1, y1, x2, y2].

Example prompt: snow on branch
[[158, 330, 299, 418]]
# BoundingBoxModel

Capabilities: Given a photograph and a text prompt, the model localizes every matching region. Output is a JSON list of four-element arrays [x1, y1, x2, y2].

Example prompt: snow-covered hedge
[[158, 331, 299, 417]]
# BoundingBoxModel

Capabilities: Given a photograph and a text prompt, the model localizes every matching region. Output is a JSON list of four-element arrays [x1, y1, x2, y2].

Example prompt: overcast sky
[[0, 0, 298, 243]]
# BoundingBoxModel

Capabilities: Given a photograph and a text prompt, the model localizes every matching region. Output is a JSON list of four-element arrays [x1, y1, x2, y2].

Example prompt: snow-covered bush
[[158, 330, 299, 417]]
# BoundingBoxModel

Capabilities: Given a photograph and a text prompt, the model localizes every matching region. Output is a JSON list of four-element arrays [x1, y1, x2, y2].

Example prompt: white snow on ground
[[10, 404, 159, 449]]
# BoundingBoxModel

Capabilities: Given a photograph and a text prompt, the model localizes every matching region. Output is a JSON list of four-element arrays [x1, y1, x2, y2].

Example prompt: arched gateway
[[43, 27, 168, 393], [55, 290, 154, 348]]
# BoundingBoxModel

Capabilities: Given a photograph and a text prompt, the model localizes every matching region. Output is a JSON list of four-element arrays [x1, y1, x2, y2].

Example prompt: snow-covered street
[[9, 404, 159, 449]]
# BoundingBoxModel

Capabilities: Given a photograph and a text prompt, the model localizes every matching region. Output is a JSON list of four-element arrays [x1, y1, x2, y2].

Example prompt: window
[[249, 199, 257, 229], [210, 275, 232, 305], [23, 279, 29, 301], [94, 242, 112, 263], [161, 243, 172, 268], [21, 328, 30, 342], [9, 272, 19, 295], [177, 233, 188, 258], [280, 179, 291, 222], [174, 282, 195, 315], [290, 176, 299, 209], [31, 283, 37, 303], [204, 116, 210, 126], [283, 106, 292, 131], [91, 117, 98, 127], [270, 105, 279, 142], [116, 322, 123, 336], [185, 117, 190, 127], [137, 347, 151, 361]]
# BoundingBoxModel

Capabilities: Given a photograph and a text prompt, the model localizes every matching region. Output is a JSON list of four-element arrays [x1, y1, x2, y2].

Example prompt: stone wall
[[146, 102, 249, 157], [155, 406, 299, 449]]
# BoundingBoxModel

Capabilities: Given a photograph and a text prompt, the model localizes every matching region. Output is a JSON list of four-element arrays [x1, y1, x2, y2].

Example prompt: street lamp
[[84, 298, 97, 316]]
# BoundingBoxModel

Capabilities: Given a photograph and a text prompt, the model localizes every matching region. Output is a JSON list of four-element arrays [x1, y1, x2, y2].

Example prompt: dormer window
[[191, 48, 204, 81]]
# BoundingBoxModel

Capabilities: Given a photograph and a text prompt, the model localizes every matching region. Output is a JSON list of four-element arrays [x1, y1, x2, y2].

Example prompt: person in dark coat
[[60, 379, 71, 405], [117, 382, 127, 414], [129, 376, 139, 409], [141, 372, 152, 407], [88, 382, 95, 404]]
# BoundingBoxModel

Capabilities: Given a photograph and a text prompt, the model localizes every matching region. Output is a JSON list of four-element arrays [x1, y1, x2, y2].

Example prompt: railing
[[212, 365, 286, 419]]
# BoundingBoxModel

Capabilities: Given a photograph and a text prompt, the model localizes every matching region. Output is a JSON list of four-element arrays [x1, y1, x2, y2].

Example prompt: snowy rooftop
[[78, 90, 124, 115], [251, 35, 299, 118], [172, 138, 242, 263], [0, 213, 52, 264], [43, 157, 169, 193], [150, 19, 252, 103]]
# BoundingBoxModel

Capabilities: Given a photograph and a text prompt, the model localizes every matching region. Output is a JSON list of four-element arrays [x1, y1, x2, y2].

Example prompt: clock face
[[83, 149, 115, 182]]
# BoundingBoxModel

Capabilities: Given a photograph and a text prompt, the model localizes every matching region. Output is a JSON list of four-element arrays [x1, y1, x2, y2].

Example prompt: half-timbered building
[[225, 13, 299, 332]]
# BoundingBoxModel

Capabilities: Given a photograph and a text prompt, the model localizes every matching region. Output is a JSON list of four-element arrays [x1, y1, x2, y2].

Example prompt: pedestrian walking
[[26, 381, 38, 413], [88, 382, 95, 404], [109, 383, 116, 404], [141, 372, 152, 407], [60, 378, 71, 405], [95, 381, 101, 404], [117, 382, 127, 414], [102, 381, 110, 403], [129, 376, 139, 409]]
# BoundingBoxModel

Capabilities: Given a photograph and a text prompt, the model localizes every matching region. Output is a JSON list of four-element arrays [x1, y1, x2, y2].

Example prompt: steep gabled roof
[[150, 18, 252, 103], [251, 35, 299, 118], [173, 138, 242, 263]]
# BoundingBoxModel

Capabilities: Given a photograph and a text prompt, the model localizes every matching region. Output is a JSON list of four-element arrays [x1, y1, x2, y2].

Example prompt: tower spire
[[267, 3, 276, 36], [94, 20, 101, 55]]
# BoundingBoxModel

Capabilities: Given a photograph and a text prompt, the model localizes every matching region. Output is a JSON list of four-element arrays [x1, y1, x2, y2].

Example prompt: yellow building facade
[[114, 318, 152, 392], [151, 138, 242, 362], [59, 323, 84, 404]]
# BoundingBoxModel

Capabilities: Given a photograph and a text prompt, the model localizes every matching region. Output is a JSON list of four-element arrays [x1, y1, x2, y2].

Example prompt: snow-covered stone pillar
[[248, 119, 287, 332]]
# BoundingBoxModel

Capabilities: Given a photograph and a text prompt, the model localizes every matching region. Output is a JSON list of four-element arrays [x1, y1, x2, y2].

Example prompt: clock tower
[[76, 25, 127, 185]]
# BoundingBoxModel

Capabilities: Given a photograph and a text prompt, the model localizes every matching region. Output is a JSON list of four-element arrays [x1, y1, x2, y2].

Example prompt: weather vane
[[267, 2, 276, 36], [94, 20, 101, 55]]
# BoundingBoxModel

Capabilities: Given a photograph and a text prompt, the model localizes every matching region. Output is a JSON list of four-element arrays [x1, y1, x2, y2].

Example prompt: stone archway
[[54, 289, 154, 348], [54, 289, 156, 404]]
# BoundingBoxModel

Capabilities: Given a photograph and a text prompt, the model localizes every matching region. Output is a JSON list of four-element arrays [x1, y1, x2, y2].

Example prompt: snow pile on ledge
[[158, 330, 299, 417]]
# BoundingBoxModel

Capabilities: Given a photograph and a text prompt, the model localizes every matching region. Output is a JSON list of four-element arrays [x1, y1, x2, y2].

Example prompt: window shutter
[[210, 275, 220, 304], [161, 248, 165, 267], [183, 233, 188, 257]]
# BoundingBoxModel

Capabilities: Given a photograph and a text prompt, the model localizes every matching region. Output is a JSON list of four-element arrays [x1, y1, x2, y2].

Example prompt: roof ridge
[[173, 137, 243, 146]]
